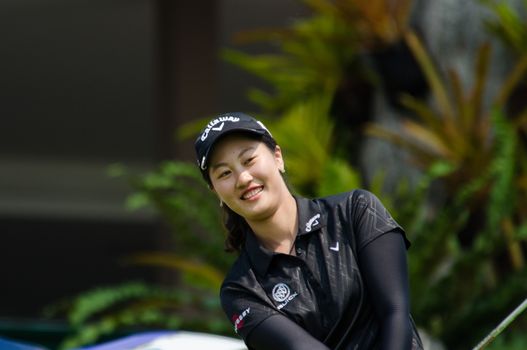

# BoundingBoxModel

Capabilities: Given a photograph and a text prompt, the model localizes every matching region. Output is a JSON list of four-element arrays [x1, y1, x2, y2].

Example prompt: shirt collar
[[244, 196, 326, 277], [295, 195, 327, 236]]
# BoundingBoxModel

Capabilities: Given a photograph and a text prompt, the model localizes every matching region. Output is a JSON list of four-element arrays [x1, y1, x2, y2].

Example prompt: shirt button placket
[[296, 247, 303, 256]]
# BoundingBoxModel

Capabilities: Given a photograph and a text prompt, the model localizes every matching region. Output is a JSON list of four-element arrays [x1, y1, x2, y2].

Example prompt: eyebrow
[[210, 146, 256, 171]]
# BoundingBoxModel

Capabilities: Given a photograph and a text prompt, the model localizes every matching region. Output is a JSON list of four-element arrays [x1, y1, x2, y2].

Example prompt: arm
[[246, 314, 331, 350], [358, 230, 412, 350]]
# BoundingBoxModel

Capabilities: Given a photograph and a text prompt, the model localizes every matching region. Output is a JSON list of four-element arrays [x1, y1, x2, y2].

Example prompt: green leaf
[[317, 158, 361, 197], [125, 193, 150, 210], [125, 253, 224, 291]]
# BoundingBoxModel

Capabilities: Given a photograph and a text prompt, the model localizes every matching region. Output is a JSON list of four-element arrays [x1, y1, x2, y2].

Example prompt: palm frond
[[125, 253, 224, 291]]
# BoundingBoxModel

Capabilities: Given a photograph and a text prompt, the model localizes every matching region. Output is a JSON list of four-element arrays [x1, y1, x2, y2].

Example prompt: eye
[[244, 156, 256, 166], [217, 169, 231, 179]]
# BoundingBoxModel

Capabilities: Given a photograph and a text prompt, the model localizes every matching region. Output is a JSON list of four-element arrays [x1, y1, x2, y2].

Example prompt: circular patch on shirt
[[272, 283, 291, 302]]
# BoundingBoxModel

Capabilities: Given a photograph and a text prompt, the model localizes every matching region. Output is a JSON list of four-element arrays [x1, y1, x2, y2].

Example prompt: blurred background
[[1, 0, 526, 349]]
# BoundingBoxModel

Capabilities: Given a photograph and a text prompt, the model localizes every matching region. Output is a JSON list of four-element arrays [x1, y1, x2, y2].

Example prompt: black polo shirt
[[220, 189, 417, 349]]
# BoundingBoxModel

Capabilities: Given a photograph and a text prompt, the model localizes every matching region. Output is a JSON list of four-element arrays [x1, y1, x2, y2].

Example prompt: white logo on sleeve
[[232, 307, 250, 333], [330, 242, 339, 251], [272, 283, 298, 310], [305, 213, 321, 232]]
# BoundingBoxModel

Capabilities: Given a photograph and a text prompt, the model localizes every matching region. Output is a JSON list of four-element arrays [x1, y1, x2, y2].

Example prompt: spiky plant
[[366, 30, 527, 348]]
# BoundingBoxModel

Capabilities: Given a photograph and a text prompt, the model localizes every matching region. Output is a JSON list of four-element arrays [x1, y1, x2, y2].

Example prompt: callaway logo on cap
[[194, 112, 273, 173]]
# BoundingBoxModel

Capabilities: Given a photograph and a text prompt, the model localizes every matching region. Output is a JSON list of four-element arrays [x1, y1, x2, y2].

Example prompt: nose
[[236, 170, 253, 189]]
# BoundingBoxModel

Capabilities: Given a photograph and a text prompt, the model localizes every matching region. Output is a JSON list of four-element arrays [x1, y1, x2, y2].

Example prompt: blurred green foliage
[[473, 298, 527, 350], [264, 95, 362, 196], [484, 330, 527, 350], [366, 18, 527, 349], [48, 163, 233, 349], [55, 1, 527, 349], [479, 0, 527, 55], [223, 0, 415, 112]]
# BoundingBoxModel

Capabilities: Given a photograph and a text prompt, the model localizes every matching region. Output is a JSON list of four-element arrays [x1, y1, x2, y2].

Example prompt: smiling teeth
[[242, 187, 263, 200]]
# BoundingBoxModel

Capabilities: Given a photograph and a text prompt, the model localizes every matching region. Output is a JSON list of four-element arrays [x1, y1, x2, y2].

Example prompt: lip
[[240, 185, 264, 200]]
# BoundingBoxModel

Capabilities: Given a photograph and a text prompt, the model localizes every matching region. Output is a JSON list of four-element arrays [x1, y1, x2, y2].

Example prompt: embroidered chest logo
[[305, 213, 321, 232], [272, 283, 290, 302], [232, 307, 250, 333], [272, 283, 298, 310]]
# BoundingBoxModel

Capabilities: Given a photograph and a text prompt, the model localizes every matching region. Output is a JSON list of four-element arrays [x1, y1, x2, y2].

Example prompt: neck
[[247, 193, 298, 254]]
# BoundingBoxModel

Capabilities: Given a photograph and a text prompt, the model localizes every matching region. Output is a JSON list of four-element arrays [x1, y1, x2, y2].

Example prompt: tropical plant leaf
[[367, 23, 527, 347], [267, 95, 335, 194], [66, 282, 165, 326], [316, 157, 361, 197], [125, 253, 224, 291], [479, 0, 527, 54], [495, 53, 527, 105], [404, 31, 454, 120]]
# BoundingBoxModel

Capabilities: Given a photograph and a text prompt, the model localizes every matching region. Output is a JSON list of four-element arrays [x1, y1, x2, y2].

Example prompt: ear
[[209, 187, 224, 207], [210, 186, 223, 202], [274, 145, 285, 172]]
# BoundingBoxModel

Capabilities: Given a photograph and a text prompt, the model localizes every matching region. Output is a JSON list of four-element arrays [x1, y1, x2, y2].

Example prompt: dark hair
[[222, 205, 249, 253], [214, 133, 278, 253]]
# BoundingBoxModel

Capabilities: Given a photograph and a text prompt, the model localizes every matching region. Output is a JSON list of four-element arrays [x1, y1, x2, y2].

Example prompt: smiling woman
[[194, 112, 424, 350], [208, 134, 295, 251]]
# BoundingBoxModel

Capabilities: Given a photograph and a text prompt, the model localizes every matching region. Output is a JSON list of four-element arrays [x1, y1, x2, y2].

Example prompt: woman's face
[[208, 134, 287, 222]]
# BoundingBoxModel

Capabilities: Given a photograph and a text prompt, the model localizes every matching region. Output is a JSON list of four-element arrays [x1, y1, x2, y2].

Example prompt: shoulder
[[220, 251, 253, 296], [314, 188, 377, 213], [315, 189, 406, 249], [303, 189, 371, 225], [219, 252, 279, 338], [220, 251, 265, 309]]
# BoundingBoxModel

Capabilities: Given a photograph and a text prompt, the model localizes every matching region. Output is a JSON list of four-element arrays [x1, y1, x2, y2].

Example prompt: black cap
[[194, 112, 273, 174]]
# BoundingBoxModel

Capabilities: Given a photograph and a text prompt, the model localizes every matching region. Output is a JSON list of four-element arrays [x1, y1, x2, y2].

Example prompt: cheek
[[211, 180, 232, 198], [256, 164, 280, 183]]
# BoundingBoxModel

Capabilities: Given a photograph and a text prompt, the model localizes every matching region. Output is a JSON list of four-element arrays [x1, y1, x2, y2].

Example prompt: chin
[[243, 201, 279, 221]]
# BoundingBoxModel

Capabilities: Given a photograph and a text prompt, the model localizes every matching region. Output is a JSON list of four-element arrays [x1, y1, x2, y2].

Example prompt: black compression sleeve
[[246, 314, 330, 350], [358, 230, 413, 350]]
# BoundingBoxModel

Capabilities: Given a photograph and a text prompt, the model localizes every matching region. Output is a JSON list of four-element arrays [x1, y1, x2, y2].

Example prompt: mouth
[[241, 186, 264, 200]]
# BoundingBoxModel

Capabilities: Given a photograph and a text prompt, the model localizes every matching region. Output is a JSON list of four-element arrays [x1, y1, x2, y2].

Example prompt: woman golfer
[[194, 112, 423, 350]]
